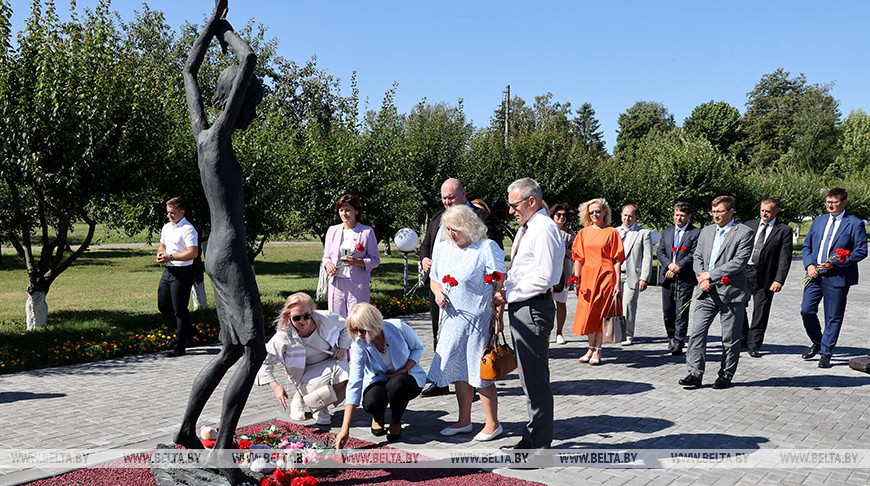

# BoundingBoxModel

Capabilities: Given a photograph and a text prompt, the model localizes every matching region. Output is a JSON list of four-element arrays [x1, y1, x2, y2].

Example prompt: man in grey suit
[[679, 195, 753, 390], [617, 204, 652, 345]]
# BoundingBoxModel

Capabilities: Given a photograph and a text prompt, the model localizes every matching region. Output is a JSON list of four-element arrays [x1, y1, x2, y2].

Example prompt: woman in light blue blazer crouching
[[336, 303, 425, 446]]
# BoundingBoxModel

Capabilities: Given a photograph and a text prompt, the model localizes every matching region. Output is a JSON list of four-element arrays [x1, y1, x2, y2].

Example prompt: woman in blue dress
[[428, 204, 507, 442]]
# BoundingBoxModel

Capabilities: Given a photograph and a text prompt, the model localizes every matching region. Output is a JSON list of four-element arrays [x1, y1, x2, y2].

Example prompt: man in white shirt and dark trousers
[[494, 178, 564, 455], [157, 197, 199, 357]]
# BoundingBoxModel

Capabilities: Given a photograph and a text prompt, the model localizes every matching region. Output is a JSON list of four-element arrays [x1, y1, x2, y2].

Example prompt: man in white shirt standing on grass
[[156, 197, 199, 357]]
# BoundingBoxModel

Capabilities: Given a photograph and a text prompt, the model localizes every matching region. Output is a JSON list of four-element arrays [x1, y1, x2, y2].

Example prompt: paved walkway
[[2, 259, 870, 485]]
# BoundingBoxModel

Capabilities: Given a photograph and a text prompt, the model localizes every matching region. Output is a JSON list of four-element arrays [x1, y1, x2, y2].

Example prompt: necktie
[[818, 216, 836, 264], [709, 228, 725, 269], [510, 224, 528, 268], [672, 228, 683, 261], [751, 223, 767, 265]]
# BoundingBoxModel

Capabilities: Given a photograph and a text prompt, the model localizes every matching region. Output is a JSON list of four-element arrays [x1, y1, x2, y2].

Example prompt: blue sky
[[8, 1, 870, 151]]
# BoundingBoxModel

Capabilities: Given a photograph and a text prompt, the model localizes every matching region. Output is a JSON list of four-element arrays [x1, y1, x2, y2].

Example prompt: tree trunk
[[26, 291, 48, 330], [191, 281, 208, 310]]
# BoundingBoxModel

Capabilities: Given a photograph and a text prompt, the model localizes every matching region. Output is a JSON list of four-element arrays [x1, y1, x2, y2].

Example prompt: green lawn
[[0, 243, 427, 373]]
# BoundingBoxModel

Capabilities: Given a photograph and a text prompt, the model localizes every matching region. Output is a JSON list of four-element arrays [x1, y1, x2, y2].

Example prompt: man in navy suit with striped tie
[[800, 188, 867, 368]]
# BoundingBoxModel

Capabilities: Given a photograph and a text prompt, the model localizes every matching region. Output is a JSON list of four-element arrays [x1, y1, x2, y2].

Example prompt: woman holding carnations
[[257, 293, 350, 426], [572, 198, 625, 365], [427, 204, 507, 441], [322, 194, 380, 317], [550, 203, 577, 345]]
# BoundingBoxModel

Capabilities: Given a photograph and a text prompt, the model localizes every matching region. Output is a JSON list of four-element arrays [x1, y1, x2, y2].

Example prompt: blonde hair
[[274, 292, 316, 332], [442, 204, 487, 243], [579, 198, 611, 227], [346, 302, 384, 343]]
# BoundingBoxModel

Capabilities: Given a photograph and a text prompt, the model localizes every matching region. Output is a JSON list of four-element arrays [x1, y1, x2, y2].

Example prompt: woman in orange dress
[[572, 198, 625, 365]]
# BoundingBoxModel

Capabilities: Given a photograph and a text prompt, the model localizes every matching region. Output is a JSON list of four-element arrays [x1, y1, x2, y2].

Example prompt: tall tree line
[[2, 1, 868, 327]]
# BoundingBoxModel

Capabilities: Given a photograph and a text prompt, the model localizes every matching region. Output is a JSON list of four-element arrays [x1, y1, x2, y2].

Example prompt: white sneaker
[[315, 408, 332, 426], [556, 334, 566, 345], [289, 393, 305, 421], [621, 336, 633, 346]]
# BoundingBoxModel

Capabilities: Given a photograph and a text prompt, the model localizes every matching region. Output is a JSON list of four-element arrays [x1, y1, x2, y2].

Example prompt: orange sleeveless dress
[[571, 226, 626, 336]]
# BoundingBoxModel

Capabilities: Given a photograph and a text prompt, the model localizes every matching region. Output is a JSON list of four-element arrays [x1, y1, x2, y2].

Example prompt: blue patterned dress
[[427, 238, 507, 388]]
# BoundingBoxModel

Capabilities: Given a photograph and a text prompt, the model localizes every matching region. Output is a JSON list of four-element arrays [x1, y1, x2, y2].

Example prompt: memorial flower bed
[[0, 295, 428, 374]]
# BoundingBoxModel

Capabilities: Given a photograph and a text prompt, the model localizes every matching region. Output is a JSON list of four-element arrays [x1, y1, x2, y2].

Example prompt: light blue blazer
[[345, 319, 426, 406]]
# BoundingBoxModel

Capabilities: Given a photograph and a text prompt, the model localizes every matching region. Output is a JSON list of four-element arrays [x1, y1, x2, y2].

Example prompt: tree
[[0, 0, 169, 328], [570, 102, 608, 158], [736, 68, 840, 171], [828, 109, 870, 178], [603, 131, 739, 229], [614, 101, 676, 160], [401, 100, 473, 226], [683, 100, 742, 155]]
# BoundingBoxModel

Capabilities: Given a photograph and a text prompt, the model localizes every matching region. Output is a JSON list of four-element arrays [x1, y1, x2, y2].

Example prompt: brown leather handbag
[[481, 331, 517, 381]]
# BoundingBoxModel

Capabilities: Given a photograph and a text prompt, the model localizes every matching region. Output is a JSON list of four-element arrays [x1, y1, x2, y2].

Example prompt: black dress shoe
[[678, 374, 702, 388], [802, 344, 820, 360], [671, 341, 684, 356], [386, 431, 401, 442], [500, 439, 533, 451], [421, 383, 449, 397], [165, 349, 186, 358], [370, 426, 387, 437], [748, 349, 762, 358], [667, 339, 675, 352], [712, 377, 732, 389], [818, 355, 832, 368]]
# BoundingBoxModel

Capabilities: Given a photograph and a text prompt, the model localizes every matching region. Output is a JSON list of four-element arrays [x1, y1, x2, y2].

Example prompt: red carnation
[[567, 275, 579, 286], [492, 271, 504, 281], [356, 243, 365, 252], [442, 275, 451, 284], [291, 476, 318, 486], [835, 248, 851, 263], [272, 469, 289, 484], [720, 276, 731, 286], [672, 247, 677, 253], [237, 439, 253, 449], [680, 246, 687, 252], [484, 274, 494, 284], [260, 477, 279, 486], [448, 277, 458, 287]]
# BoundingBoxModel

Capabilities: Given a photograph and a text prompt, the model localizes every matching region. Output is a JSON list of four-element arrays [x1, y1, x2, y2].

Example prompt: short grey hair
[[508, 178, 543, 201], [442, 205, 487, 243], [346, 302, 384, 343]]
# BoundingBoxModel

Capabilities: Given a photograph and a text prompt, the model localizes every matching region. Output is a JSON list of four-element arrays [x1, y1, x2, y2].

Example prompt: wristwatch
[[169, 254, 175, 262]]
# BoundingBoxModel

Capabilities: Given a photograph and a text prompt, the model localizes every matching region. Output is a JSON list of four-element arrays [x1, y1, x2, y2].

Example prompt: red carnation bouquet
[[567, 275, 579, 288], [483, 271, 503, 285], [801, 248, 851, 287], [679, 276, 732, 314], [355, 243, 365, 252]]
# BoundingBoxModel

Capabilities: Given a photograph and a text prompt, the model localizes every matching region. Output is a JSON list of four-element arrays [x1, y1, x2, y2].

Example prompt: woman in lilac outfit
[[321, 194, 380, 317]]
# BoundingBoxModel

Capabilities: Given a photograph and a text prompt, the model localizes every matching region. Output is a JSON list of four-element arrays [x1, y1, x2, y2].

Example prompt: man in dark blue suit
[[656, 202, 700, 355], [800, 187, 868, 368]]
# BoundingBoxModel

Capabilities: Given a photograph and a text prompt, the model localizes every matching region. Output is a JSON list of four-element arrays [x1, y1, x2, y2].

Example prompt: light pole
[[394, 228, 419, 297]]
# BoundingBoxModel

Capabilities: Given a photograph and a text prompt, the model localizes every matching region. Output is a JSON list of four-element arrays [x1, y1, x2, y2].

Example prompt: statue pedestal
[[151, 444, 261, 486]]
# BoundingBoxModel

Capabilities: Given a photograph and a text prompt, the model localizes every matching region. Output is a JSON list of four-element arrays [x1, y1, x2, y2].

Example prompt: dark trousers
[[801, 278, 850, 357], [661, 279, 695, 341], [158, 266, 195, 353], [362, 374, 422, 425], [508, 295, 555, 449], [742, 266, 775, 351]]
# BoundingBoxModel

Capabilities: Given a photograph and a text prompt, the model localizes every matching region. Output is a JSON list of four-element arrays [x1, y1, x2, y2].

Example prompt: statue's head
[[213, 65, 264, 130]]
